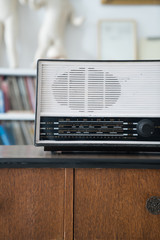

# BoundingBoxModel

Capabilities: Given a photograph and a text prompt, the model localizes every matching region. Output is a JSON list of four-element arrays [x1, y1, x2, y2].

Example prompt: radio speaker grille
[[52, 68, 121, 112], [40, 61, 160, 117]]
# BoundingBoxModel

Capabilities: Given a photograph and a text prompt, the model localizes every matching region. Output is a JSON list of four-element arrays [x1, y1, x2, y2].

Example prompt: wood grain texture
[[64, 169, 74, 240], [74, 169, 160, 240], [101, 0, 160, 4], [0, 168, 65, 240]]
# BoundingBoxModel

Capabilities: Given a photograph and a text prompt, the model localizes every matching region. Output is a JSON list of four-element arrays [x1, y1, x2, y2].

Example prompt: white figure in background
[[0, 0, 27, 68], [0, 0, 22, 68], [27, 0, 84, 67]]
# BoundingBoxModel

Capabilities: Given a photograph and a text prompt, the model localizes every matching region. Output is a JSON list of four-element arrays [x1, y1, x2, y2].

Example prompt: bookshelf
[[0, 68, 36, 76], [0, 68, 36, 145], [0, 112, 35, 121]]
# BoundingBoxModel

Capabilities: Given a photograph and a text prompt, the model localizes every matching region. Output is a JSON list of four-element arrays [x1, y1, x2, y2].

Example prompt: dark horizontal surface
[[0, 146, 160, 168]]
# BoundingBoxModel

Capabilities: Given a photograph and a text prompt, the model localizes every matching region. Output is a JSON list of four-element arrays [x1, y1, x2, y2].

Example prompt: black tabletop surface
[[0, 145, 160, 168]]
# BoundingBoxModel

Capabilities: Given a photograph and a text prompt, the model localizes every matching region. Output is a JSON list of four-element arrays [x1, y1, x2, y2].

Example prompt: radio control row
[[40, 117, 159, 141]]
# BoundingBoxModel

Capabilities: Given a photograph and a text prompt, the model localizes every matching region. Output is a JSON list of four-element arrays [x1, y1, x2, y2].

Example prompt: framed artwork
[[101, 0, 160, 4], [98, 19, 137, 60], [139, 37, 160, 60]]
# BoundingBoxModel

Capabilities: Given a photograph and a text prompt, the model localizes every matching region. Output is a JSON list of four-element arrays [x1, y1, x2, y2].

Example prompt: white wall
[[0, 0, 160, 68]]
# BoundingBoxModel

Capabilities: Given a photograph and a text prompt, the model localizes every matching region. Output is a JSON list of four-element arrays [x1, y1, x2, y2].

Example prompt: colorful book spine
[[1, 78, 10, 112], [0, 125, 10, 145], [0, 90, 5, 113], [25, 77, 35, 112]]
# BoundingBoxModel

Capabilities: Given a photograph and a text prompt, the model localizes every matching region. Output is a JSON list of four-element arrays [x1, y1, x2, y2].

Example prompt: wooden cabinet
[[0, 146, 160, 240]]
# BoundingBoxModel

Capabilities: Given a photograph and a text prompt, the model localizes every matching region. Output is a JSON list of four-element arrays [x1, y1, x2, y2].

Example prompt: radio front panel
[[35, 60, 160, 149], [39, 117, 160, 142]]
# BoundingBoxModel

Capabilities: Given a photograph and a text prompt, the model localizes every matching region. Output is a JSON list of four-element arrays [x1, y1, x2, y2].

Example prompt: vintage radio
[[35, 60, 160, 151]]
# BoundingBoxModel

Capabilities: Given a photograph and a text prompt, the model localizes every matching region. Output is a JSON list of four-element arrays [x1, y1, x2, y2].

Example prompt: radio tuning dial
[[137, 119, 154, 138]]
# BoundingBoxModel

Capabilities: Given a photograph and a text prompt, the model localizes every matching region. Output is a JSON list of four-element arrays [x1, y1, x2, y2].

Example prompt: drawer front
[[0, 168, 65, 240], [74, 169, 160, 240]]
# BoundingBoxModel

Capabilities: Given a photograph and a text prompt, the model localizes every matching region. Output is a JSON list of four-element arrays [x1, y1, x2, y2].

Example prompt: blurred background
[[0, 0, 160, 67], [0, 0, 159, 145]]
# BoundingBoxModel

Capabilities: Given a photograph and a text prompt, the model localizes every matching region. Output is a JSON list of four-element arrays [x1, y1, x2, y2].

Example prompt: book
[[26, 121, 34, 144], [1, 77, 10, 112], [0, 125, 10, 145], [3, 122, 16, 145], [12, 77, 24, 110], [20, 121, 30, 145], [12, 121, 25, 144], [18, 77, 31, 111], [0, 90, 5, 113], [8, 77, 18, 110], [25, 77, 35, 112]]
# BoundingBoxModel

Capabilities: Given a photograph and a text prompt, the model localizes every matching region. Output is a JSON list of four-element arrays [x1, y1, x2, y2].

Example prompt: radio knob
[[137, 119, 154, 138]]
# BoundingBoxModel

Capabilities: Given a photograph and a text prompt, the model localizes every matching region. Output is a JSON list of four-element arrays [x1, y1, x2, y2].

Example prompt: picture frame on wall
[[101, 0, 160, 5], [98, 19, 137, 60], [139, 37, 160, 60]]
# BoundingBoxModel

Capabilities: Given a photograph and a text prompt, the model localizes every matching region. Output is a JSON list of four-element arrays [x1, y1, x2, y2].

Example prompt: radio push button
[[137, 119, 154, 138]]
